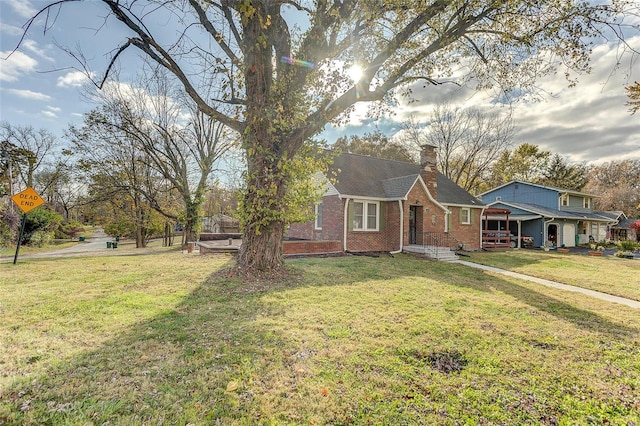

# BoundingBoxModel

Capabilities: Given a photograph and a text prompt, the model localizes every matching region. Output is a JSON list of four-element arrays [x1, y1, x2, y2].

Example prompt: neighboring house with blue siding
[[480, 181, 618, 248]]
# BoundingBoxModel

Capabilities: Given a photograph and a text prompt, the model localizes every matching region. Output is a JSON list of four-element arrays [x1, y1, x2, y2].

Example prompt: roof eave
[[338, 194, 407, 202]]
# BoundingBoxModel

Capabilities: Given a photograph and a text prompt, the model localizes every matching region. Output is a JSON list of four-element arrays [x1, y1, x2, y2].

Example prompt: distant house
[[480, 181, 620, 247], [202, 214, 240, 233], [286, 146, 484, 258], [602, 212, 638, 242], [619, 218, 639, 242]]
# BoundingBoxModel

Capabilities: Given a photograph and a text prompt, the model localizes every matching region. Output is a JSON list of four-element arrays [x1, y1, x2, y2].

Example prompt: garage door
[[563, 223, 575, 247]]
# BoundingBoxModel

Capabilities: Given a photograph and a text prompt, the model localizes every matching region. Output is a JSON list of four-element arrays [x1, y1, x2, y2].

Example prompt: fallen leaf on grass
[[226, 381, 239, 392]]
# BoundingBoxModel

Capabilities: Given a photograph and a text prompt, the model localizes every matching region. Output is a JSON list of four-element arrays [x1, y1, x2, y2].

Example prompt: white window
[[460, 207, 471, 225], [583, 197, 590, 209], [353, 201, 379, 231], [560, 193, 569, 207], [314, 202, 323, 230]]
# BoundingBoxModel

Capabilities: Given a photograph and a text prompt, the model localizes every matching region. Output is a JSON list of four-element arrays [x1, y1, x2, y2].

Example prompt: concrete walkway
[[454, 260, 640, 309]]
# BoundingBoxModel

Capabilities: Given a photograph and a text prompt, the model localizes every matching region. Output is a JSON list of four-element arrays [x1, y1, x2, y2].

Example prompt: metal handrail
[[418, 232, 464, 257]]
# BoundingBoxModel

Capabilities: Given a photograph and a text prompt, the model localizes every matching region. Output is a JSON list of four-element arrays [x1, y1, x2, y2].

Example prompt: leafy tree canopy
[[538, 153, 588, 191], [584, 160, 640, 217], [626, 81, 640, 114], [482, 144, 588, 192], [334, 131, 415, 163]]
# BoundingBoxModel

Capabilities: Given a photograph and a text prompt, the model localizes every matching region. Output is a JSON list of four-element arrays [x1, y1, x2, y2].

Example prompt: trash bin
[[575, 234, 579, 246], [79, 236, 85, 242], [112, 241, 118, 249], [115, 236, 120, 242], [107, 241, 112, 248]]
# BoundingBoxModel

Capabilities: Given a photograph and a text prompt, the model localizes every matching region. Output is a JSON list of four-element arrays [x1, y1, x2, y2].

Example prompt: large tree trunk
[[235, 3, 296, 274], [236, 154, 289, 272], [134, 195, 147, 248], [238, 219, 285, 271], [183, 200, 200, 246]]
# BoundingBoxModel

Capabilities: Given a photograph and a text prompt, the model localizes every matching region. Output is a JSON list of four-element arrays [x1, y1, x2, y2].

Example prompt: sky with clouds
[[1, 0, 639, 166]]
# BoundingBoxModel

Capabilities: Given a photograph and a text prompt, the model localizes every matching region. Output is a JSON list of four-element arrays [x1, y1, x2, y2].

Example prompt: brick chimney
[[420, 144, 438, 198]]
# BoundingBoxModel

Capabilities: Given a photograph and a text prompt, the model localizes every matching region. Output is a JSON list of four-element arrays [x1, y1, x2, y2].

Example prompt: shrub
[[21, 207, 63, 245], [0, 204, 19, 247], [617, 239, 637, 251], [28, 230, 54, 247], [55, 219, 85, 239], [614, 250, 635, 259]]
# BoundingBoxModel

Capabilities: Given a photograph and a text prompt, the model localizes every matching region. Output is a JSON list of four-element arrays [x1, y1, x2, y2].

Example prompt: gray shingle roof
[[436, 174, 483, 206], [382, 175, 419, 198], [500, 201, 614, 222], [328, 152, 483, 206]]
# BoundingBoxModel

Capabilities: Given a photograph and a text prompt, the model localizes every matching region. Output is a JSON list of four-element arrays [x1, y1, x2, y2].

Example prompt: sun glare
[[347, 65, 363, 82]]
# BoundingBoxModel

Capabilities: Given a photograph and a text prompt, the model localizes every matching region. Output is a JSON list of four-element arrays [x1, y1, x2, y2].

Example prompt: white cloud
[[41, 106, 60, 119], [6, 0, 37, 19], [0, 50, 37, 81], [356, 36, 640, 164], [57, 70, 92, 87], [4, 88, 51, 101], [21, 40, 54, 62], [0, 21, 24, 36]]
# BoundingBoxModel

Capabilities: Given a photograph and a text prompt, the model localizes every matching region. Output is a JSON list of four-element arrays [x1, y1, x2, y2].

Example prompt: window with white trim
[[560, 193, 569, 207], [353, 201, 379, 231], [460, 207, 471, 225], [314, 202, 323, 230], [583, 197, 590, 209]]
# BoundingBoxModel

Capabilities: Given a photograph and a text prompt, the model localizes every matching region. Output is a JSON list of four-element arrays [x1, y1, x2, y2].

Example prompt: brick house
[[286, 145, 484, 257]]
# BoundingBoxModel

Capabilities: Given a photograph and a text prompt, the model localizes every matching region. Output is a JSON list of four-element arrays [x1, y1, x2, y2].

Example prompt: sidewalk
[[454, 260, 640, 309]]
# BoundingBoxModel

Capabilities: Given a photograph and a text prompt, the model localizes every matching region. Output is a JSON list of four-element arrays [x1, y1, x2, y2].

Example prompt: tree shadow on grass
[[467, 249, 548, 269], [1, 257, 297, 424], [1, 254, 638, 425], [440, 262, 639, 338]]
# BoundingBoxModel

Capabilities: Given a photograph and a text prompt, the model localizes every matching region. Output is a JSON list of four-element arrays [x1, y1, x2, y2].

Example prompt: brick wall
[[320, 195, 343, 241], [199, 232, 242, 241], [283, 240, 342, 255], [446, 206, 482, 250], [403, 181, 446, 238], [286, 182, 483, 252], [419, 144, 438, 199], [286, 194, 343, 241], [346, 201, 403, 252]]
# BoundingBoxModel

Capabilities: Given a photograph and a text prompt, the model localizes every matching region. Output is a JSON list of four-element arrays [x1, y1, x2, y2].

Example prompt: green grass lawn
[[465, 250, 640, 302], [0, 240, 78, 257], [1, 253, 639, 424]]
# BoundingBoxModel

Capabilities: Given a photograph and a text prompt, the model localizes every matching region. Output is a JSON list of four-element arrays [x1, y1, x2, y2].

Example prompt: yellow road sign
[[11, 187, 45, 214]]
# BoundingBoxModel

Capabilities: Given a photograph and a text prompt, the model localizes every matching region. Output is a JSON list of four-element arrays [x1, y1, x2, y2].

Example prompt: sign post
[[10, 187, 45, 265]]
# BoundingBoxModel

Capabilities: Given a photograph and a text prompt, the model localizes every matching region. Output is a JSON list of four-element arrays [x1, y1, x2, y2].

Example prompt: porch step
[[403, 245, 459, 262]]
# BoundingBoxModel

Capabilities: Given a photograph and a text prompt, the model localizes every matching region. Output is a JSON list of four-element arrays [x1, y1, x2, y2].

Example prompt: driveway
[[1, 229, 161, 263]]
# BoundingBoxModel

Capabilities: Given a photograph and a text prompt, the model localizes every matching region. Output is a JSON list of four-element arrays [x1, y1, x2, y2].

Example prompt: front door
[[548, 224, 558, 246], [409, 206, 418, 245]]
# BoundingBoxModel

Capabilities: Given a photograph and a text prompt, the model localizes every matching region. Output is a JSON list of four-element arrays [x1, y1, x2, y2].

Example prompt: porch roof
[[485, 214, 542, 221], [495, 201, 615, 222]]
